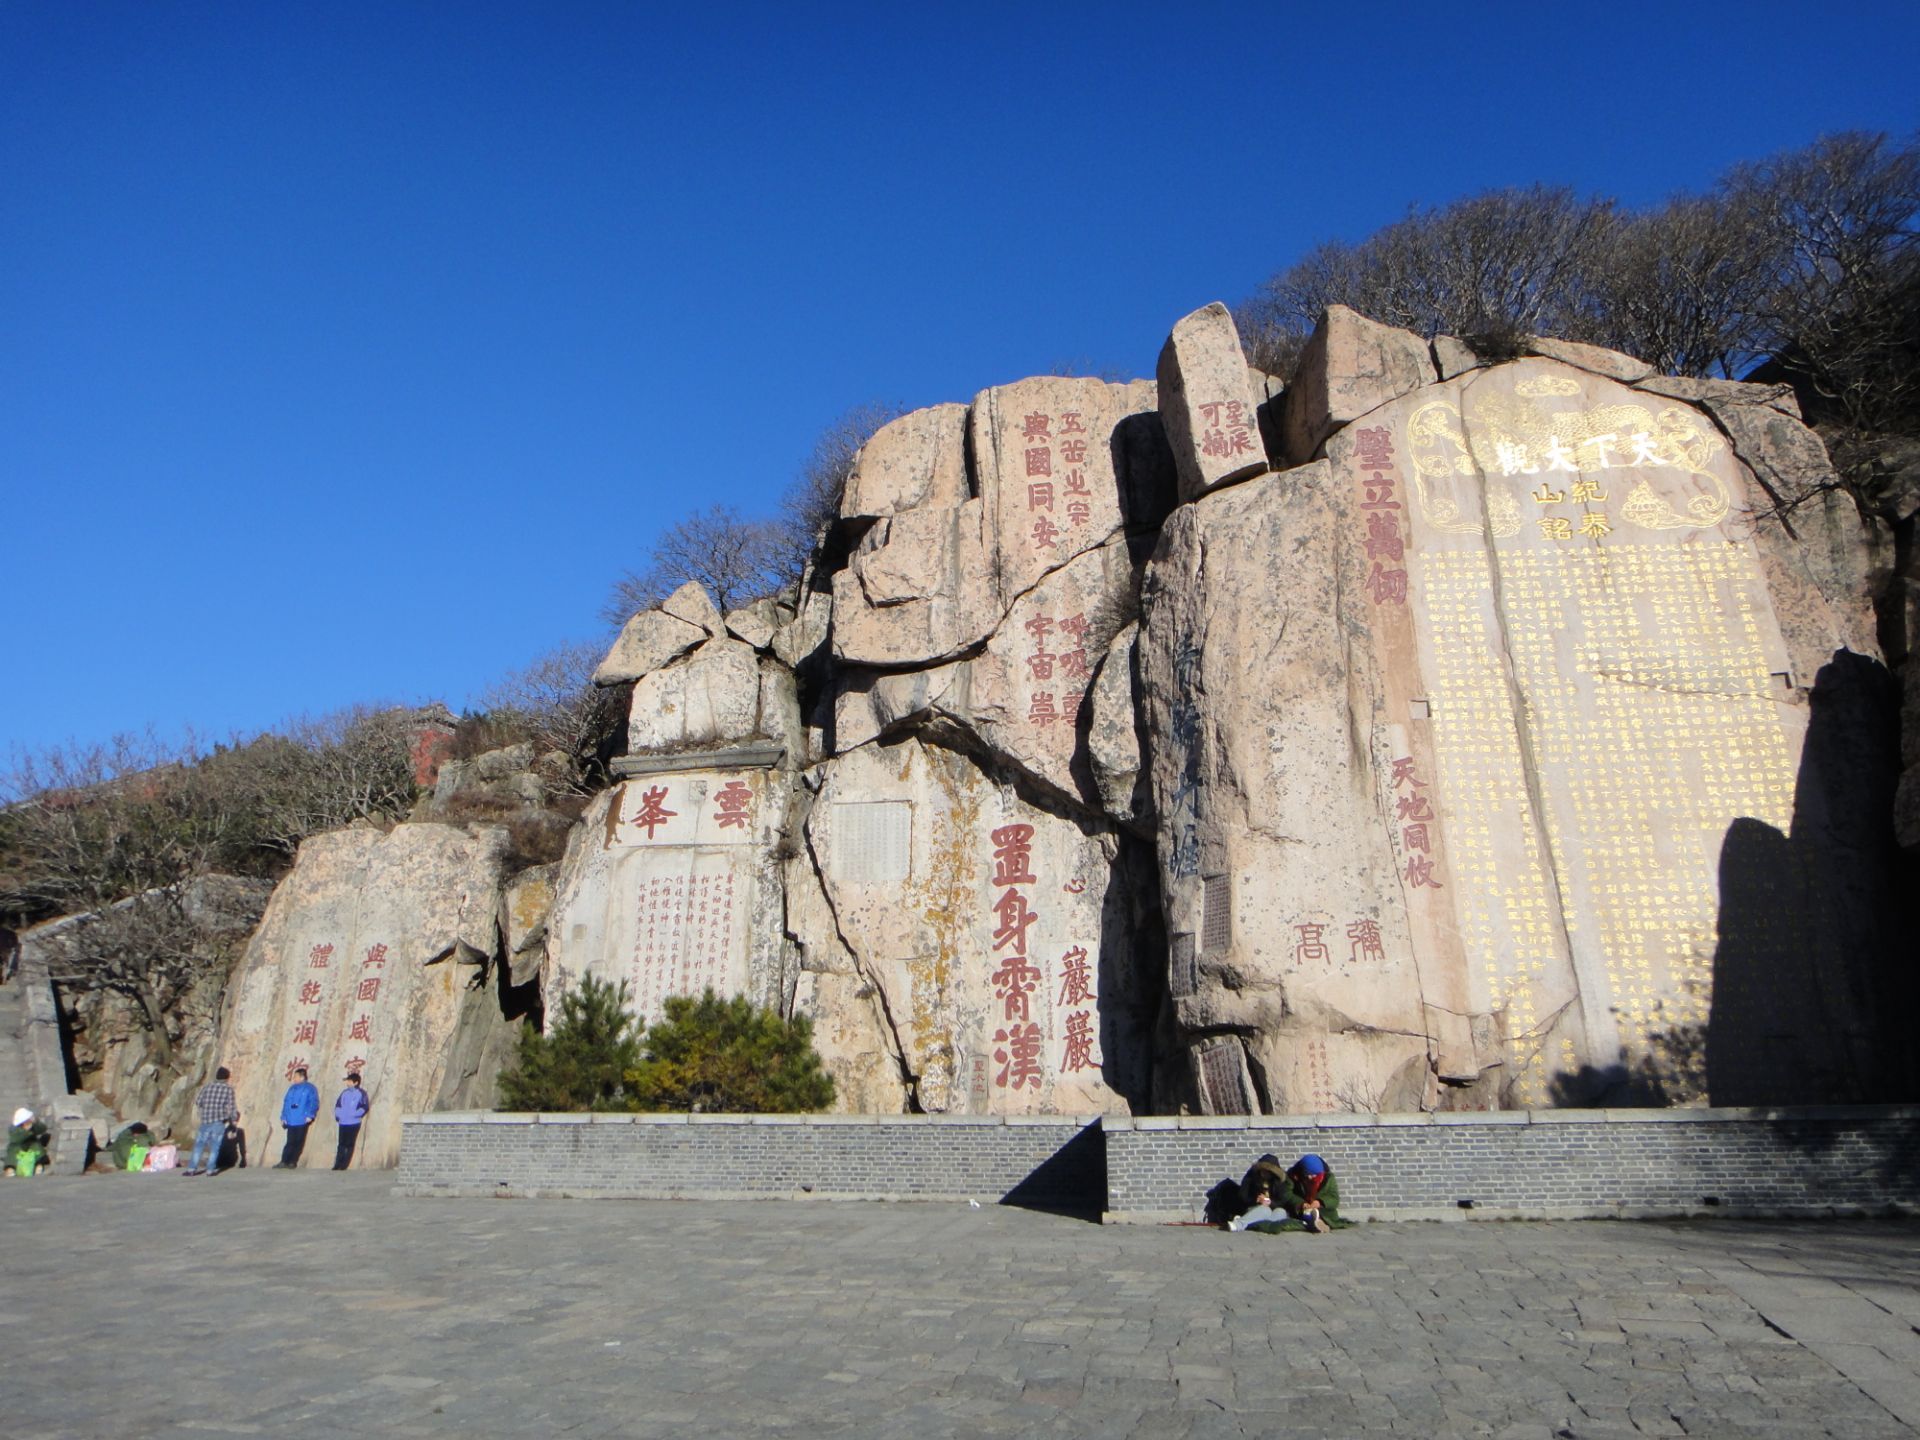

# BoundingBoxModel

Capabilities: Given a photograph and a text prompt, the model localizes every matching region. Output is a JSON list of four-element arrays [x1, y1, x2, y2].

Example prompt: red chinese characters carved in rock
[[291, 1019, 318, 1045], [1197, 400, 1257, 460], [993, 1022, 1044, 1090], [285, 1057, 310, 1082], [992, 955, 1043, 1022], [1057, 945, 1092, 1007], [1293, 922, 1331, 965], [1390, 756, 1444, 889], [632, 784, 677, 839], [1347, 919, 1385, 963], [987, 823, 1045, 1090], [348, 1014, 372, 1043], [1355, 426, 1407, 607], [1023, 614, 1090, 726], [1061, 1010, 1097, 1072], [712, 778, 754, 830], [357, 977, 381, 1004], [298, 980, 323, 1006], [308, 943, 334, 970], [363, 943, 388, 969]]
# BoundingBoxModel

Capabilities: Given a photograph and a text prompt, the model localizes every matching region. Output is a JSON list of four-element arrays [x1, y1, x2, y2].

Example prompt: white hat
[[11, 1107, 32, 1126]]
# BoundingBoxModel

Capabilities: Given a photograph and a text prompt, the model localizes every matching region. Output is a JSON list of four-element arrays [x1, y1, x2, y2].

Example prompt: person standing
[[276, 1067, 320, 1168], [187, 1067, 239, 1176], [331, 1072, 369, 1170]]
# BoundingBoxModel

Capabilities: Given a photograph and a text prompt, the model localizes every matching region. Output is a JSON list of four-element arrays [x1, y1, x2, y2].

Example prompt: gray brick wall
[[1104, 1108, 1920, 1221], [396, 1107, 1920, 1222], [396, 1113, 1103, 1209]]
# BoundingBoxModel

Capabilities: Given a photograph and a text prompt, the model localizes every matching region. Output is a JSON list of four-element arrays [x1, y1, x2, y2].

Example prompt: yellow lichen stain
[[602, 787, 626, 850], [903, 746, 981, 1111]]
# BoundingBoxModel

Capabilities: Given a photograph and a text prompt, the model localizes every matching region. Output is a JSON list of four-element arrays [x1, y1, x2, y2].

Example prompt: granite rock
[[1156, 302, 1269, 501]]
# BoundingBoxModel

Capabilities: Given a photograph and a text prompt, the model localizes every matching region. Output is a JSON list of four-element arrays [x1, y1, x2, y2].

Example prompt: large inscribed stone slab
[[1145, 355, 1868, 1111], [1332, 361, 1811, 1103], [219, 824, 509, 1167], [545, 770, 792, 1027]]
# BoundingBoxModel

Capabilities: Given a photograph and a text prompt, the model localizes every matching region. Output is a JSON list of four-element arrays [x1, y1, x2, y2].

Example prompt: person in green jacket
[[1276, 1153, 1340, 1231], [5, 1107, 51, 1175], [107, 1122, 153, 1171]]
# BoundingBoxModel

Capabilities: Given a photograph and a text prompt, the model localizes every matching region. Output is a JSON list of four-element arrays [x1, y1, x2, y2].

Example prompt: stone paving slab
[[0, 1170, 1915, 1437]]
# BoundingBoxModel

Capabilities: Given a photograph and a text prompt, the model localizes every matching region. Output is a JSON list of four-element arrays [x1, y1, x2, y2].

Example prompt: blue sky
[[5, 2, 1917, 760]]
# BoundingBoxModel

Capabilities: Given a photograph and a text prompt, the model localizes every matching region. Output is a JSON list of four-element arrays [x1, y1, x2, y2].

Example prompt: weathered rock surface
[[660, 579, 723, 637], [219, 824, 517, 1167], [1282, 304, 1434, 465], [428, 742, 547, 813], [1087, 623, 1150, 833], [1147, 353, 1899, 1112], [793, 736, 1146, 1114], [594, 607, 709, 685], [500, 864, 556, 988], [626, 638, 799, 758], [1157, 302, 1269, 501], [558, 308, 1910, 1119], [840, 404, 971, 518]]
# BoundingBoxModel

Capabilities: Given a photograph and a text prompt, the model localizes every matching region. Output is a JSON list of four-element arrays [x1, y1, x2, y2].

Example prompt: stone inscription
[[984, 821, 1101, 1097], [285, 939, 392, 1081], [1018, 408, 1096, 552], [1419, 539, 1798, 1098], [627, 863, 740, 1022], [831, 801, 912, 885], [1022, 611, 1092, 729]]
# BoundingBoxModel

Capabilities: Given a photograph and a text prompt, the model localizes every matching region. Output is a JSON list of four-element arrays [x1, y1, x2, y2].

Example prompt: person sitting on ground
[[5, 1107, 51, 1176], [1235, 1153, 1288, 1217], [106, 1122, 153, 1172], [1227, 1176, 1282, 1231], [1277, 1153, 1341, 1232]]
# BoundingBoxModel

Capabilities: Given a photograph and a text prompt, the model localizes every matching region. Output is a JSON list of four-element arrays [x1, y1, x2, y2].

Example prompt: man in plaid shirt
[[186, 1067, 239, 1176]]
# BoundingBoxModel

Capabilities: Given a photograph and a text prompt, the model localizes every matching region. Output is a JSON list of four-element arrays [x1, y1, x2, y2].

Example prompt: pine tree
[[495, 974, 643, 1111], [625, 989, 836, 1113]]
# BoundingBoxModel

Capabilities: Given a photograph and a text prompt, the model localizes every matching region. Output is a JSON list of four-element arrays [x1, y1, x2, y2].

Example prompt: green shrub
[[496, 973, 642, 1111], [626, 989, 835, 1114]]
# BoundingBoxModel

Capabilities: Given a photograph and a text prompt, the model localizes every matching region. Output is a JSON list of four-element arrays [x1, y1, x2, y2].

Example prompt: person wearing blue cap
[[1278, 1153, 1340, 1231]]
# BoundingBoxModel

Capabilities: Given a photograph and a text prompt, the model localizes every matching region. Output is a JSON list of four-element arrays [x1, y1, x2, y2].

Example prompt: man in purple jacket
[[332, 1073, 370, 1170]]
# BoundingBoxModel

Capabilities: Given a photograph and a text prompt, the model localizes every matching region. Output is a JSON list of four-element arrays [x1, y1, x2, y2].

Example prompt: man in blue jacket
[[276, 1067, 321, 1168], [332, 1072, 370, 1170]]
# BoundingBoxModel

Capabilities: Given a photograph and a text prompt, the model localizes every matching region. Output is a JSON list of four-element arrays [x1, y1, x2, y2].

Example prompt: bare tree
[[475, 641, 630, 793], [201, 706, 420, 858], [600, 504, 793, 625], [1588, 195, 1776, 378], [1235, 187, 1618, 373], [779, 400, 904, 554], [1728, 130, 1920, 439]]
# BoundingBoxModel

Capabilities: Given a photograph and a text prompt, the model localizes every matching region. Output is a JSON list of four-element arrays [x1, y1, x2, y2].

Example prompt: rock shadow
[[1706, 649, 1908, 1107]]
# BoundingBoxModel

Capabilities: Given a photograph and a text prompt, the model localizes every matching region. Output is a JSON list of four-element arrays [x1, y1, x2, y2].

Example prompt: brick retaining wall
[[397, 1107, 1920, 1222], [396, 1112, 1103, 1210], [1104, 1108, 1920, 1222]]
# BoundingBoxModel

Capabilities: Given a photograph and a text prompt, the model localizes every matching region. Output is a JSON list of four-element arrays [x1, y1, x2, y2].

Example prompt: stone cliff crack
[[795, 822, 921, 1110]]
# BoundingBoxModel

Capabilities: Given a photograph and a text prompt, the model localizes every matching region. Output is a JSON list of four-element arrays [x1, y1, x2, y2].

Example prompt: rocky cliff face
[[204, 303, 1913, 1135], [218, 823, 527, 1165]]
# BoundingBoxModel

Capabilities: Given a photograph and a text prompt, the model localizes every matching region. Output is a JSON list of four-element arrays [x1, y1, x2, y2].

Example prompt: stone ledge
[[612, 744, 785, 777]]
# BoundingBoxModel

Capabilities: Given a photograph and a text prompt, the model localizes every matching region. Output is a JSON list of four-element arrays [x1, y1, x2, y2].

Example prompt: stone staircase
[[0, 976, 35, 1125], [2, 948, 110, 1172]]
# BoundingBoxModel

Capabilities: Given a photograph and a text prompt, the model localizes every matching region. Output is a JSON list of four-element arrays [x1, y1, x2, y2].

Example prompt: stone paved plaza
[[2, 1171, 1917, 1438]]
